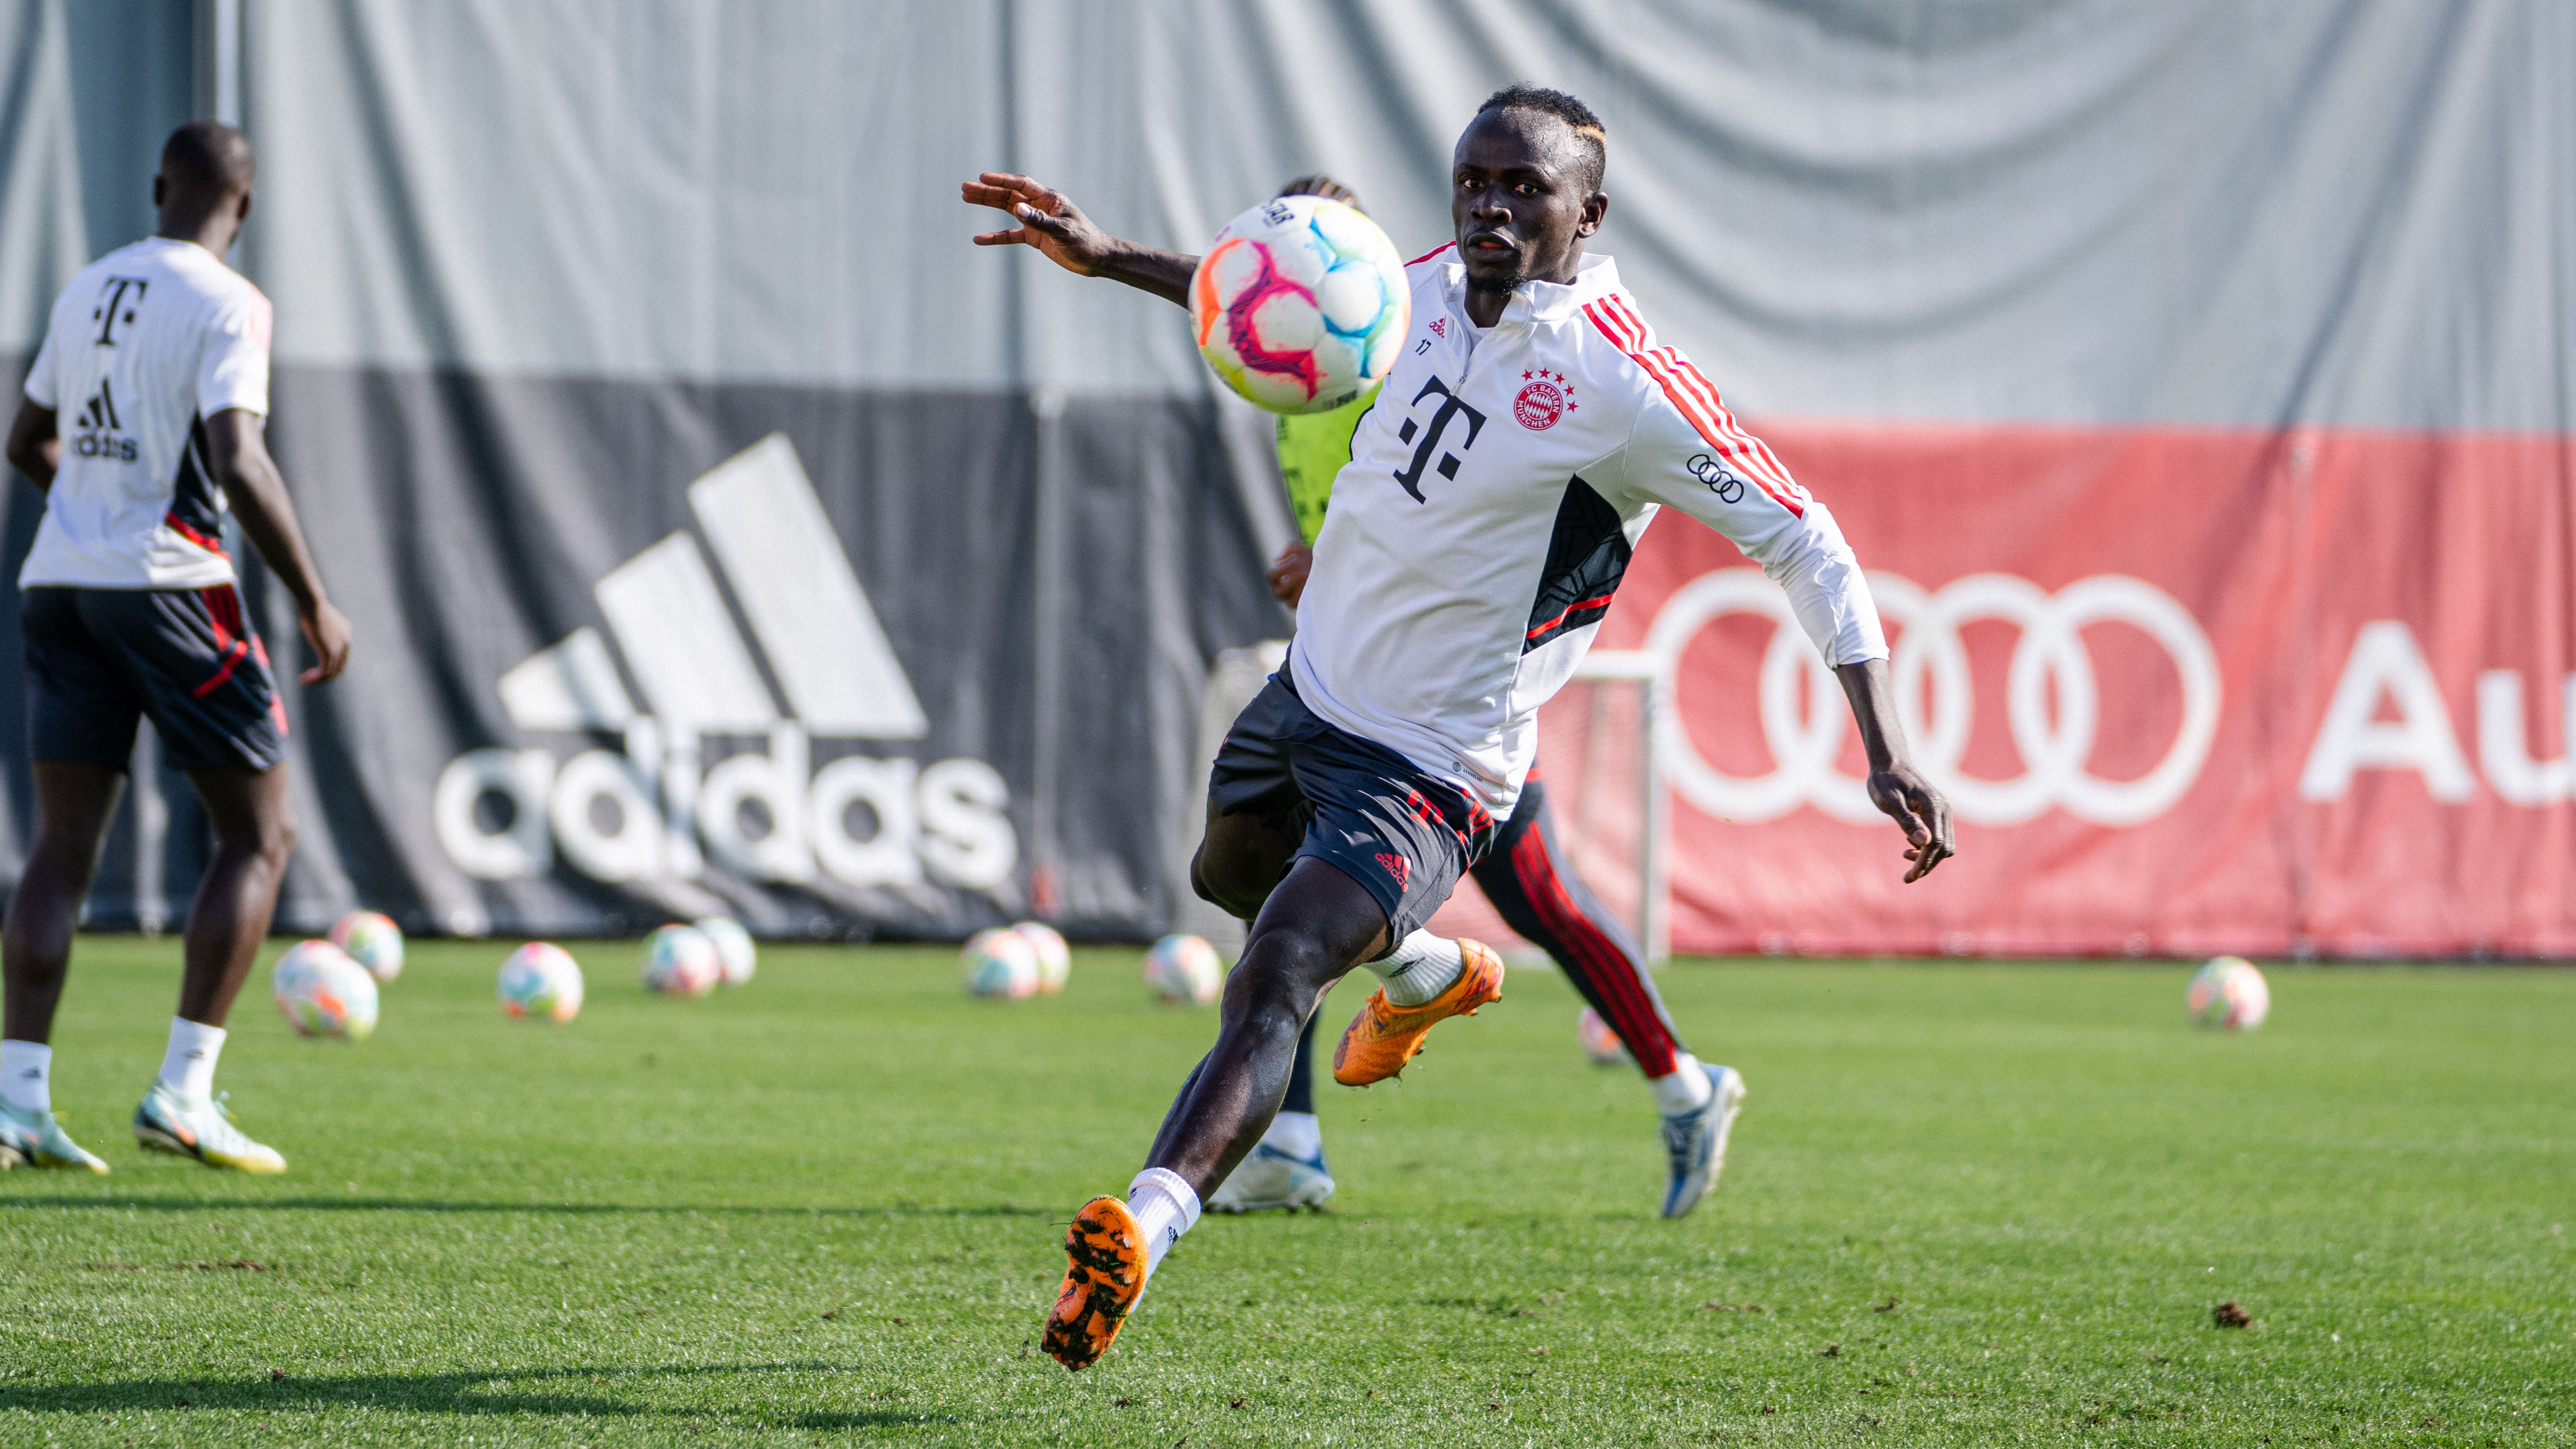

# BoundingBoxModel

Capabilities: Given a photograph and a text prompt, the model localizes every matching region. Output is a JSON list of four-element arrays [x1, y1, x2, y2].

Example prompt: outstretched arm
[[961, 173, 1197, 308], [203, 407, 351, 685], [1834, 659, 1954, 882]]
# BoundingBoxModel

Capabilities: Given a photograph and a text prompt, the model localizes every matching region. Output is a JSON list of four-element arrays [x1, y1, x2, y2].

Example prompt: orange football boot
[[1332, 938, 1504, 1086], [1042, 1195, 1148, 1370]]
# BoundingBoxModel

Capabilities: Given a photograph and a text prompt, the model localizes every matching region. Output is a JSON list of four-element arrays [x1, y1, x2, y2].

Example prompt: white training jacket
[[1291, 246, 1887, 817]]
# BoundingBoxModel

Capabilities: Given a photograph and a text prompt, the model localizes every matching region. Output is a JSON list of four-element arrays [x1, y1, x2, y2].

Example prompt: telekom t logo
[[1393, 375, 1486, 503]]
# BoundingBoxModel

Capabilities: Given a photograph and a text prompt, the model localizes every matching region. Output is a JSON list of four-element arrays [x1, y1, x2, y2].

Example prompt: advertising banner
[[1437, 423, 2576, 958]]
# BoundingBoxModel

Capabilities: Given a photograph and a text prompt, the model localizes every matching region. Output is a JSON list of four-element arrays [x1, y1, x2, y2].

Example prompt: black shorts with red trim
[[1207, 665, 1495, 942], [22, 585, 288, 774]]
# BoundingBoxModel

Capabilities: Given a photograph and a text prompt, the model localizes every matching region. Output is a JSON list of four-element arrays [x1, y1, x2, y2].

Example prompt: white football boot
[[0, 1099, 109, 1172], [1660, 1064, 1745, 1219], [1207, 1142, 1336, 1212], [133, 1084, 286, 1173]]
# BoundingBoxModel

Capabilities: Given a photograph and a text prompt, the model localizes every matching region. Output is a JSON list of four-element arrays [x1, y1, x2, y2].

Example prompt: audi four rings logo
[[1642, 570, 2222, 828], [1685, 454, 1744, 503]]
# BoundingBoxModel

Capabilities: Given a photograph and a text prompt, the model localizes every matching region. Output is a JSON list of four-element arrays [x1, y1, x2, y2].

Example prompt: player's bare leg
[[1047, 825, 1390, 1370], [1148, 858, 1386, 1193], [173, 763, 295, 1028], [2, 762, 125, 1044], [0, 762, 124, 1170], [131, 763, 295, 1173]]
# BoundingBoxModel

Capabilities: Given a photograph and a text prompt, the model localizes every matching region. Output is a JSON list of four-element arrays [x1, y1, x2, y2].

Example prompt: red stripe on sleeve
[[1588, 297, 1808, 517]]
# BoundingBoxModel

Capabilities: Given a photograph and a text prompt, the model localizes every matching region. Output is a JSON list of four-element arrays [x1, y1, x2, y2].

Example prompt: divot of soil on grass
[[2212, 1302, 2252, 1328]]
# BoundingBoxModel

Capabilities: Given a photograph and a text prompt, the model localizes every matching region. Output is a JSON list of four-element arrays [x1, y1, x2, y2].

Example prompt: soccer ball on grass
[[962, 927, 1040, 999], [2187, 956, 2270, 1031], [1577, 1006, 1632, 1066], [640, 924, 723, 997], [1190, 194, 1409, 415], [1143, 934, 1225, 1006], [328, 909, 405, 984], [1013, 921, 1071, 995], [695, 916, 757, 987], [499, 942, 584, 1021], [272, 940, 378, 1041]]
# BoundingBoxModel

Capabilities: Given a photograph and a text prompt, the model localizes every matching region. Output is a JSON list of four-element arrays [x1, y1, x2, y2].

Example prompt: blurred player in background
[[967, 85, 1950, 1370], [1208, 175, 1733, 1224], [0, 123, 351, 1174]]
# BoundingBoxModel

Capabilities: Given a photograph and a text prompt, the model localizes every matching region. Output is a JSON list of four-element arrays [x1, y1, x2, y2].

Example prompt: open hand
[[961, 173, 1120, 277], [1865, 761, 1954, 883]]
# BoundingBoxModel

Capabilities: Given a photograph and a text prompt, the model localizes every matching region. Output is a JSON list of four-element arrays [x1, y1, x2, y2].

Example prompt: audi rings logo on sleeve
[[1684, 454, 1745, 503], [1640, 571, 2221, 828]]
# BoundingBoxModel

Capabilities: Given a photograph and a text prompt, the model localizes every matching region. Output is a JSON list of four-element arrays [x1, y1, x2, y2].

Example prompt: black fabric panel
[[1522, 476, 1631, 653], [0, 358, 1289, 941]]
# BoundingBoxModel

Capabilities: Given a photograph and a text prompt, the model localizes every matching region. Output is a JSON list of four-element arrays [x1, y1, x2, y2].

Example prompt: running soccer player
[[0, 122, 350, 1174], [964, 85, 1952, 1370], [1209, 174, 1745, 1223]]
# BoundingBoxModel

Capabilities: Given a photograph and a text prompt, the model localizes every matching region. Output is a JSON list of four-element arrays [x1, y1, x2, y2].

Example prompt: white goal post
[[1566, 649, 1671, 965]]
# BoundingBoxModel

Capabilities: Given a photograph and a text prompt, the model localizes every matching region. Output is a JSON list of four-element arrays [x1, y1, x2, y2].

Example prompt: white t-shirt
[[1291, 246, 1887, 816], [20, 237, 272, 589]]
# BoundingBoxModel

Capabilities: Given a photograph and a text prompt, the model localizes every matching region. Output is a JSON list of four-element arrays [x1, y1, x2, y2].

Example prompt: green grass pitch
[[1, 936, 2568, 1445]]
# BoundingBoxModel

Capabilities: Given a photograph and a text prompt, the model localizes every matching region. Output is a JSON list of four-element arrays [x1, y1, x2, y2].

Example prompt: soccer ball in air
[[962, 927, 1040, 999], [2187, 956, 2270, 1031], [499, 942, 584, 1022], [329, 909, 405, 984], [1143, 934, 1225, 1006], [1013, 921, 1071, 995], [271, 940, 378, 1041], [640, 924, 722, 997], [1577, 1006, 1632, 1066], [695, 916, 756, 987], [1190, 194, 1409, 415]]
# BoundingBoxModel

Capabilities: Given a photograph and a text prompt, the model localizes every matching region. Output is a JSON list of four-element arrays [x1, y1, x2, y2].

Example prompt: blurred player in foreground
[[1208, 174, 1741, 1223], [966, 85, 1951, 1370], [0, 123, 351, 1174]]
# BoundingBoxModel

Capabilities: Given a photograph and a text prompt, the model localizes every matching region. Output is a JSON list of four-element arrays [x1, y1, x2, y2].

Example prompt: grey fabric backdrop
[[0, 0, 2568, 939]]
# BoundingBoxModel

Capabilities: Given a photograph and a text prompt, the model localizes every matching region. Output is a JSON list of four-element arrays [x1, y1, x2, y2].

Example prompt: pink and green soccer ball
[[271, 939, 378, 1041], [1577, 1005, 1632, 1066], [962, 927, 1040, 999], [1012, 921, 1071, 995], [2187, 955, 2270, 1031], [499, 941, 584, 1022], [1189, 195, 1409, 415], [328, 909, 405, 984], [640, 924, 722, 997], [1143, 933, 1224, 1006]]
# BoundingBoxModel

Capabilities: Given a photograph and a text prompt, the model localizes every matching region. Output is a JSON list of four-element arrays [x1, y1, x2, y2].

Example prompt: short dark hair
[[160, 121, 254, 196], [1474, 85, 1607, 192]]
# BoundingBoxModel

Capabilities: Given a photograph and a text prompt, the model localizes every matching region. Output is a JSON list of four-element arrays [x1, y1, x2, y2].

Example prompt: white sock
[[1651, 1051, 1715, 1115], [157, 1018, 226, 1103], [1127, 1167, 1201, 1277], [1263, 1110, 1322, 1161], [1365, 930, 1464, 1007], [1, 1040, 51, 1114]]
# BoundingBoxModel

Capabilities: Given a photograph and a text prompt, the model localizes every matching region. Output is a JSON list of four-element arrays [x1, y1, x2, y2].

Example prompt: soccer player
[[964, 85, 1952, 1370], [0, 122, 351, 1174], [1210, 175, 1747, 1223]]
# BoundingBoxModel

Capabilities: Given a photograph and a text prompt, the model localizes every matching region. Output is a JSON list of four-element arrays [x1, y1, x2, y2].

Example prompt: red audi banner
[[1434, 424, 2576, 959]]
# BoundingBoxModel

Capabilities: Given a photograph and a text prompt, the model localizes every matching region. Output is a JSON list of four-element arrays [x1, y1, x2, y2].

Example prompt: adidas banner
[[7, 368, 1289, 942]]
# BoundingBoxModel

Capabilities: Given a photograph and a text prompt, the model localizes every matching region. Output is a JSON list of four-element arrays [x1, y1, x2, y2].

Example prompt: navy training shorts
[[22, 584, 288, 774], [1207, 666, 1496, 942]]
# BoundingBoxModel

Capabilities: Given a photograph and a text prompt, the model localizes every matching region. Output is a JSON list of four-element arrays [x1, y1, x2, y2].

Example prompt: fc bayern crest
[[1514, 369, 1573, 430]]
